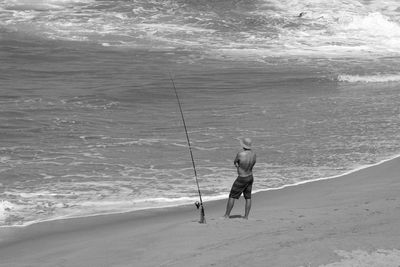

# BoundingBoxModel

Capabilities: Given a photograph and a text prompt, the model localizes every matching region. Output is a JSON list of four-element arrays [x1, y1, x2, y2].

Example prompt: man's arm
[[234, 153, 240, 167]]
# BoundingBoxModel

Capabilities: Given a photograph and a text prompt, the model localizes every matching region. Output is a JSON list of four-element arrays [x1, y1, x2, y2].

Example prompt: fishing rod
[[169, 73, 206, 224]]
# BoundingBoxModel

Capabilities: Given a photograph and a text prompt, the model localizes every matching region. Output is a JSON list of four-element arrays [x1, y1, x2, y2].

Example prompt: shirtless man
[[224, 137, 256, 219]]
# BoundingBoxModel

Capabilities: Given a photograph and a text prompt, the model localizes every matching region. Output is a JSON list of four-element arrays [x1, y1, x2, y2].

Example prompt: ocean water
[[1, 0, 400, 226]]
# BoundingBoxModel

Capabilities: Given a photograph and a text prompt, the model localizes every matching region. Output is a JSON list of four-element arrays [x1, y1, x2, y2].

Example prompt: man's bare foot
[[223, 214, 230, 219], [242, 216, 248, 220]]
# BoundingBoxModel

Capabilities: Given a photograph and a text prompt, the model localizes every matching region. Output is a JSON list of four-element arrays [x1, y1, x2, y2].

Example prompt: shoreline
[[1, 154, 400, 266], [254, 152, 400, 193], [2, 153, 400, 229]]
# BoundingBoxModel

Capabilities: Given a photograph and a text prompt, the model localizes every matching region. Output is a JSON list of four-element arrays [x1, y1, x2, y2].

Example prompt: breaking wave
[[338, 73, 400, 83], [1, 0, 400, 57]]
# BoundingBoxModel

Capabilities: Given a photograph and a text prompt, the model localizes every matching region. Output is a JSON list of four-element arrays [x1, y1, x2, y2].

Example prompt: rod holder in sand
[[195, 201, 206, 224]]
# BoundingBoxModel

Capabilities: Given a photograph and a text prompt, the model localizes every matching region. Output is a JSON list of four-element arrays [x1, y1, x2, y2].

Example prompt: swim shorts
[[229, 175, 254, 199]]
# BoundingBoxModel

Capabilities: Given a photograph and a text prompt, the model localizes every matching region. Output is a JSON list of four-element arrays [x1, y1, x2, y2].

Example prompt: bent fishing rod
[[169, 74, 206, 224]]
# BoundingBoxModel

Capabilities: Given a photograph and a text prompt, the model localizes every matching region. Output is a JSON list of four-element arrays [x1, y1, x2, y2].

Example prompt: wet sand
[[1, 156, 400, 267]]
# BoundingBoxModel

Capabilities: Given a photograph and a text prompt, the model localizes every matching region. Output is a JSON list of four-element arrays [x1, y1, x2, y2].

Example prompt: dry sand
[[1, 157, 400, 267]]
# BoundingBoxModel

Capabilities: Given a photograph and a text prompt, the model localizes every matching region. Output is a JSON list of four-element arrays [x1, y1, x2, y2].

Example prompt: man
[[224, 137, 256, 219]]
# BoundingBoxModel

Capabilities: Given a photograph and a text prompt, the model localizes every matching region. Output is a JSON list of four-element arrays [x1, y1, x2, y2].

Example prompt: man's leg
[[224, 197, 235, 218], [243, 198, 251, 219], [243, 178, 253, 219]]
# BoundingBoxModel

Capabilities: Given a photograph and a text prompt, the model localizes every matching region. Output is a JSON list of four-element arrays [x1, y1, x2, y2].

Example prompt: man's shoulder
[[238, 150, 255, 157]]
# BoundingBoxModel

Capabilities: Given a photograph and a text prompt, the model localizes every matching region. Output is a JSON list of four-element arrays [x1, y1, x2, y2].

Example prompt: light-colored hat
[[240, 137, 252, 149]]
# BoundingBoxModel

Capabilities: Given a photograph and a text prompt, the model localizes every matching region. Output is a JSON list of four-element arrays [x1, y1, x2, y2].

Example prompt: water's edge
[[2, 152, 399, 229]]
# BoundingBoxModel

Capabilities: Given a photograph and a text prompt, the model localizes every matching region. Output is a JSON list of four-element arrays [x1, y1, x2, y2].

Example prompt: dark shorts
[[229, 175, 254, 199]]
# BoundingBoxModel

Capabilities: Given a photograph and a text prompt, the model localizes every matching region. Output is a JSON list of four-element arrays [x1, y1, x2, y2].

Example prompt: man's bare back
[[234, 149, 256, 177]]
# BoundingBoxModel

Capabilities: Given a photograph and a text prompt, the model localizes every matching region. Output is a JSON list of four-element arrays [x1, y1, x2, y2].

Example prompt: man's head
[[240, 137, 252, 150]]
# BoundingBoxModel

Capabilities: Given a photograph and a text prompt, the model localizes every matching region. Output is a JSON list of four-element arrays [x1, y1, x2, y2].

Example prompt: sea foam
[[0, 200, 15, 223], [338, 73, 400, 83]]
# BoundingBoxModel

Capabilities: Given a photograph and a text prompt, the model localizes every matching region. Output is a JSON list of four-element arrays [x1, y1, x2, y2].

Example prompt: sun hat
[[240, 137, 252, 149]]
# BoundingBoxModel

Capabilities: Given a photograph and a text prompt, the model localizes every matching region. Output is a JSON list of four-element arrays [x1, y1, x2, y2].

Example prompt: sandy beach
[[0, 157, 399, 267], [2, 1, 400, 266]]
